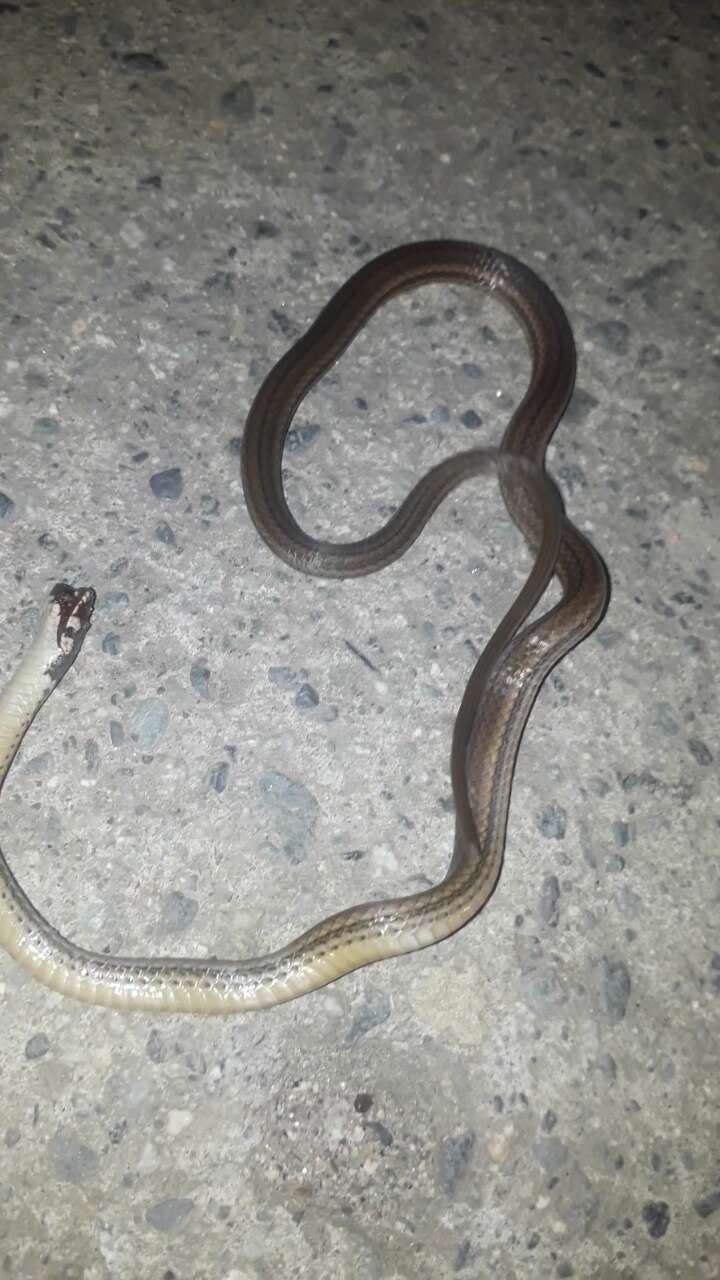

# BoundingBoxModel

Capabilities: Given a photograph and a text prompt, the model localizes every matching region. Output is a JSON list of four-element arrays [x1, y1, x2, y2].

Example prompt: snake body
[[0, 241, 608, 1013]]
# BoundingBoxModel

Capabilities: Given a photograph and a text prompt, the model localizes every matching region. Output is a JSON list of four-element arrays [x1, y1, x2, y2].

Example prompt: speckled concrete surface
[[0, 1, 717, 1277]]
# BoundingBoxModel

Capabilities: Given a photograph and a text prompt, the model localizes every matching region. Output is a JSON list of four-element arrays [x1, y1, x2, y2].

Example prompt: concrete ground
[[0, 1, 717, 1277]]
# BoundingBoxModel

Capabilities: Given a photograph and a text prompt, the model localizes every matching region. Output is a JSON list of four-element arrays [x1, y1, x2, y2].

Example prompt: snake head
[[47, 582, 97, 680]]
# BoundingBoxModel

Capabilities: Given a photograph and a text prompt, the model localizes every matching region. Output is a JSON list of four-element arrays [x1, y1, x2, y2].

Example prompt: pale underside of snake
[[0, 241, 608, 1014]]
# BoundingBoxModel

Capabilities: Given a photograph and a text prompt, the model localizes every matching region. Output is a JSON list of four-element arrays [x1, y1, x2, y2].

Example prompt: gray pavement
[[0, 2, 717, 1277]]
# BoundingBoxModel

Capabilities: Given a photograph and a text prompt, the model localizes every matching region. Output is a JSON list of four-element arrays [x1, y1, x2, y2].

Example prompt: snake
[[0, 240, 608, 1014]]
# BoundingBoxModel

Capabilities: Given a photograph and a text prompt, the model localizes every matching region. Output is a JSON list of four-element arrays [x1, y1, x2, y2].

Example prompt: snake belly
[[0, 241, 608, 1013]]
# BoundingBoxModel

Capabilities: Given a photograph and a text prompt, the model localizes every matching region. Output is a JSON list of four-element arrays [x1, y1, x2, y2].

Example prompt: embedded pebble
[[559, 1167, 600, 1234], [161, 891, 198, 932], [104, 591, 130, 610], [565, 388, 599, 423], [612, 820, 630, 847], [121, 51, 168, 73], [346, 990, 391, 1043], [694, 1188, 720, 1218], [440, 1133, 475, 1194], [557, 463, 587, 495], [642, 1200, 670, 1238], [145, 1197, 194, 1232], [286, 422, 321, 451], [32, 416, 61, 443], [600, 957, 631, 1024], [534, 1136, 568, 1173], [49, 1132, 98, 1183], [588, 319, 630, 354], [190, 661, 211, 697], [519, 967, 567, 1012], [460, 408, 482, 429], [589, 1053, 617, 1086], [295, 682, 319, 708], [687, 738, 712, 766], [538, 805, 567, 839], [128, 698, 170, 751], [538, 875, 560, 927], [255, 218, 279, 239], [208, 761, 229, 793], [24, 751, 52, 776], [268, 665, 296, 686], [25, 1033, 49, 1060], [145, 1030, 165, 1064], [219, 81, 255, 120], [638, 342, 662, 367], [257, 770, 318, 864], [155, 521, 176, 545], [46, 809, 62, 842], [204, 270, 235, 294], [150, 468, 183, 500], [0, 492, 15, 518]]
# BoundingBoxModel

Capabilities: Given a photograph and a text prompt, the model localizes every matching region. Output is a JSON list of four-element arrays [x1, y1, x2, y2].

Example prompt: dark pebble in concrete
[[150, 468, 183, 500], [642, 1200, 670, 1238]]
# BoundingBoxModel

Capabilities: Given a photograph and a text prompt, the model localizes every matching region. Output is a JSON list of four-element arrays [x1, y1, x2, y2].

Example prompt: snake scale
[[0, 241, 608, 1013]]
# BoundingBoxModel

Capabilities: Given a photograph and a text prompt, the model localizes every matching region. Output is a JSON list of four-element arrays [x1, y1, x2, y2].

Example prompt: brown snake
[[0, 240, 608, 1012]]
